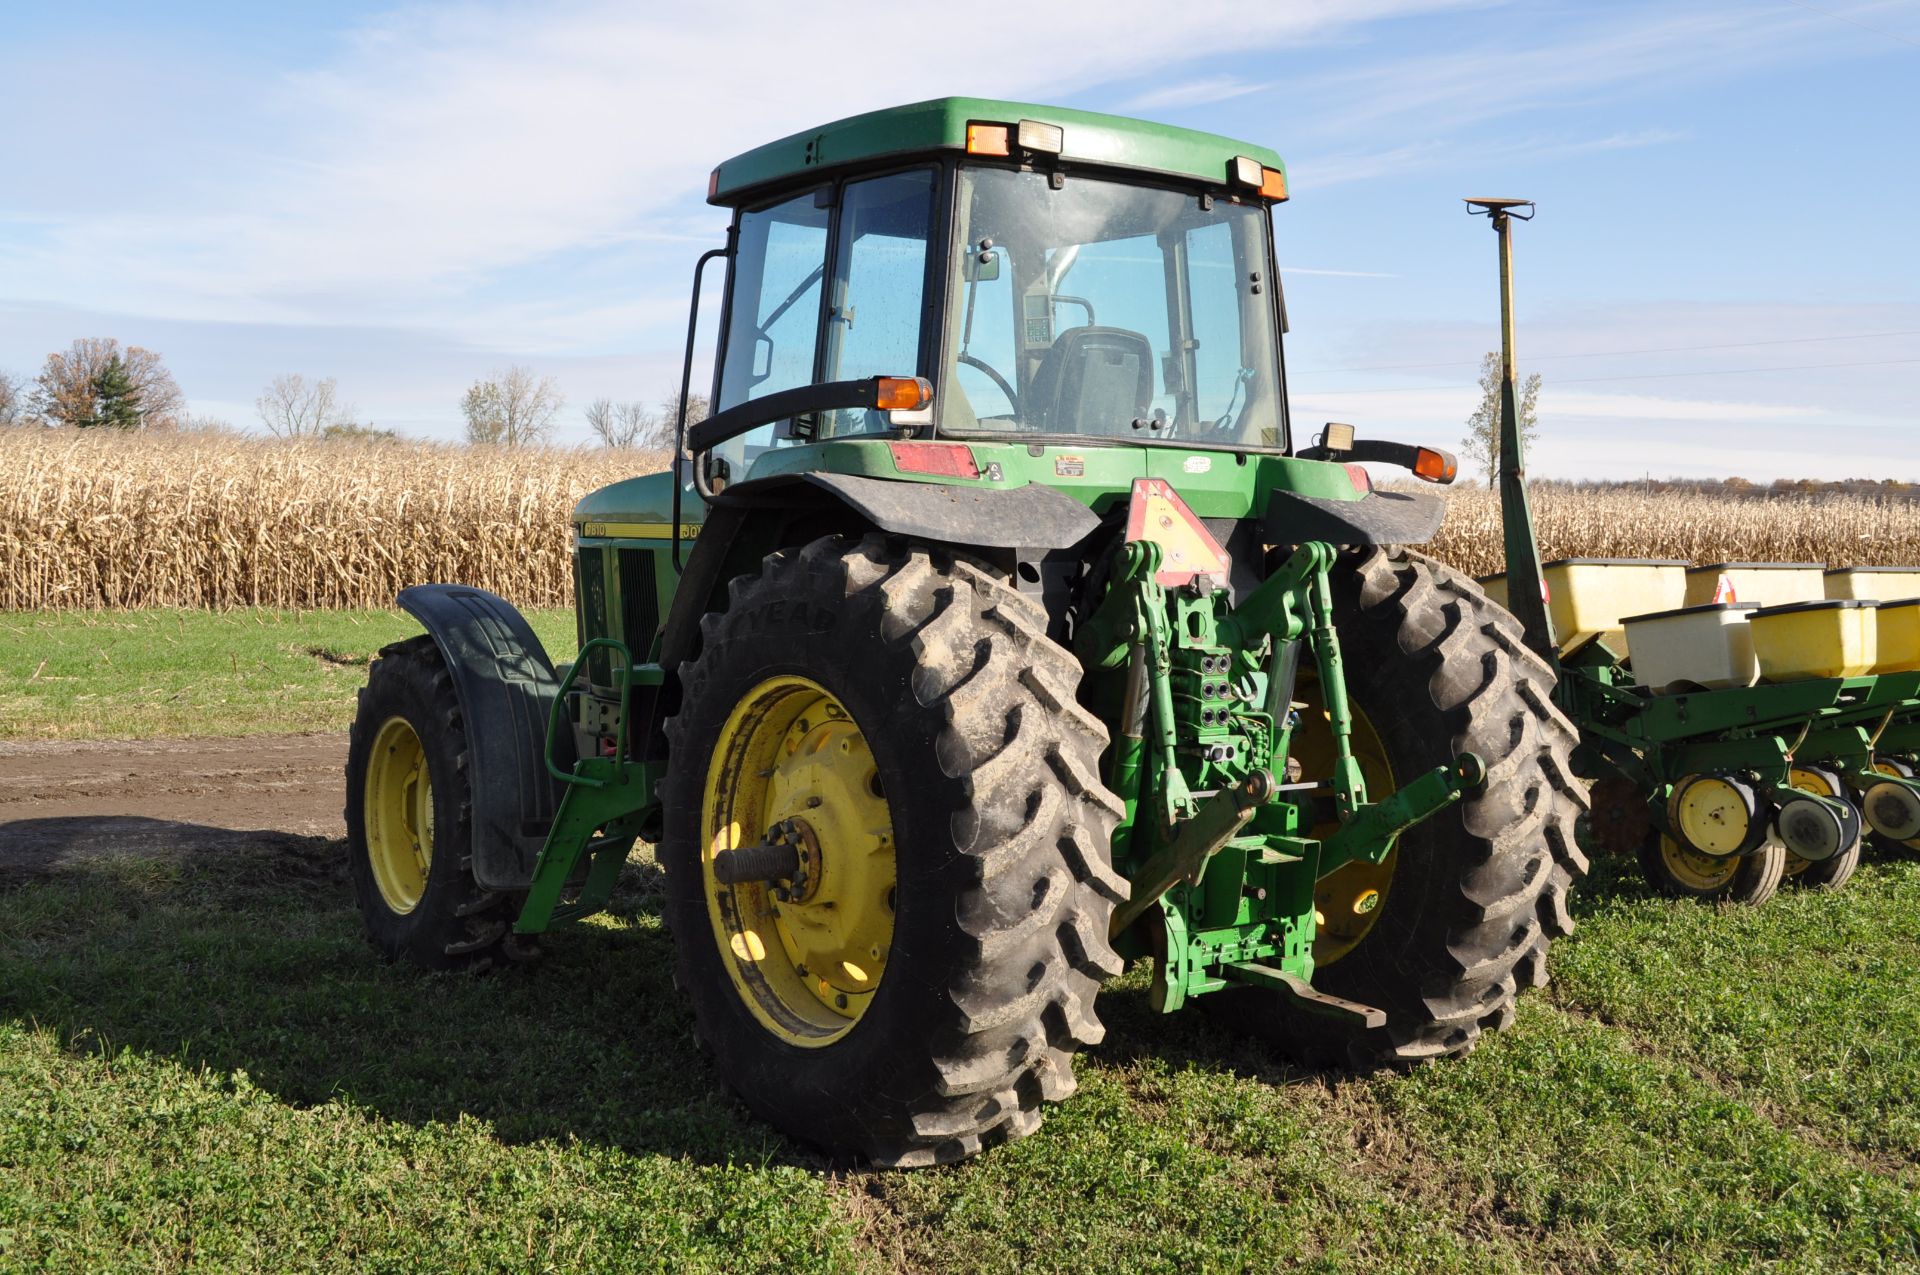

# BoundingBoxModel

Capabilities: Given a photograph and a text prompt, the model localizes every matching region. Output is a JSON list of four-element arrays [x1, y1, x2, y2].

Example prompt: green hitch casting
[[1111, 768, 1276, 936]]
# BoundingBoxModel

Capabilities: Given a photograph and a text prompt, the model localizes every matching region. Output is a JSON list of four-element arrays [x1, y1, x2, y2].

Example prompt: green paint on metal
[[1076, 530, 1473, 1011], [514, 755, 657, 933], [711, 96, 1284, 205], [740, 438, 1366, 517], [573, 469, 700, 532], [1319, 756, 1483, 876]]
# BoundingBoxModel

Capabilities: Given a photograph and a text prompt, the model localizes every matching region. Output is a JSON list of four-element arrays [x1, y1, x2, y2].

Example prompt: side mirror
[[963, 247, 1001, 282]]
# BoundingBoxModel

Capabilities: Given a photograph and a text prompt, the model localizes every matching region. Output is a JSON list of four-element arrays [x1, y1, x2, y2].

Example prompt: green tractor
[[345, 98, 1587, 1166]]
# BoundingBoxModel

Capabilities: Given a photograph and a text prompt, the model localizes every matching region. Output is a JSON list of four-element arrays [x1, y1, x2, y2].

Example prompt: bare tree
[[584, 397, 624, 448], [256, 373, 354, 438], [626, 401, 670, 449], [657, 391, 708, 454], [31, 338, 187, 430], [462, 366, 563, 446], [585, 397, 664, 449], [0, 371, 23, 426], [1460, 351, 1542, 488]]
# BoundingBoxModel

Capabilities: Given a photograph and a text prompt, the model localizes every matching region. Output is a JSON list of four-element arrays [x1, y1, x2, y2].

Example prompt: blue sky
[[1, 0, 1915, 479]]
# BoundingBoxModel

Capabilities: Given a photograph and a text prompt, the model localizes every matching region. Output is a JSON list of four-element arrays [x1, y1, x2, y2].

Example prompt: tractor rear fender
[[1262, 487, 1446, 547], [396, 584, 572, 892], [658, 472, 1102, 671]]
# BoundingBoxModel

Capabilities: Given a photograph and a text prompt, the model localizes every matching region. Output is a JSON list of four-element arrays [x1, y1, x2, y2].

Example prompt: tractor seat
[[1028, 326, 1155, 434]]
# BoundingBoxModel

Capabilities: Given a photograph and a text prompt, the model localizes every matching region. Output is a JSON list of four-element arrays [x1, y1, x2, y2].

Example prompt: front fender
[[396, 584, 571, 891]]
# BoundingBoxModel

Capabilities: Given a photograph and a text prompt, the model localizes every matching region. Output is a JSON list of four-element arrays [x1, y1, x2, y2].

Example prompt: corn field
[[1425, 483, 1920, 578], [0, 430, 661, 610], [1, 429, 1914, 610]]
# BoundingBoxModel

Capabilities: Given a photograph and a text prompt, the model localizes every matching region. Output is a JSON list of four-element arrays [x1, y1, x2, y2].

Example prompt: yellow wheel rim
[[701, 675, 896, 1047], [364, 715, 433, 914], [1671, 775, 1756, 857], [1656, 833, 1741, 891], [1782, 767, 1841, 878], [1292, 674, 1397, 967]]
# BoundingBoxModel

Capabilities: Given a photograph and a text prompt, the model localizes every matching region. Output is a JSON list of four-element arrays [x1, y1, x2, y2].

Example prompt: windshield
[[942, 167, 1284, 449]]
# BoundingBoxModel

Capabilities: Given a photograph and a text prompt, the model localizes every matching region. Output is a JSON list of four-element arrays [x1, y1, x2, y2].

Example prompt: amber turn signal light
[[965, 123, 1011, 157], [1413, 446, 1458, 484], [875, 376, 933, 412]]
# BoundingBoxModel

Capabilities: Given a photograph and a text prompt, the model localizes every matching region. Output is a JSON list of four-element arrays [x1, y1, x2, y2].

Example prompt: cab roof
[[708, 96, 1286, 206]]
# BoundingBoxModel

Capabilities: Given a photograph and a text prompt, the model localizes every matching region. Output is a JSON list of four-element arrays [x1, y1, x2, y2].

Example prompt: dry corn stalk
[[0, 429, 665, 610], [2, 429, 1914, 610]]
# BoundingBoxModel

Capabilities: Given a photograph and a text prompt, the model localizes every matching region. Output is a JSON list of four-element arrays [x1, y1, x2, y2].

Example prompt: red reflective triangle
[[1124, 478, 1231, 587]]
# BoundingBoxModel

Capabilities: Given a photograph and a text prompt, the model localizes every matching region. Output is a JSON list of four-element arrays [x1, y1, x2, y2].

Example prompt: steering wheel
[[957, 353, 1020, 418]]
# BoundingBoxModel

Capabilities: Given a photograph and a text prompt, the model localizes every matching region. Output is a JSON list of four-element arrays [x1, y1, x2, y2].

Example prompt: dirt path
[[0, 734, 346, 877]]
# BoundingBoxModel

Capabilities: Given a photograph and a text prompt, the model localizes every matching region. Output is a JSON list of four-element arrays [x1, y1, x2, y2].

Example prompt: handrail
[[544, 637, 634, 788]]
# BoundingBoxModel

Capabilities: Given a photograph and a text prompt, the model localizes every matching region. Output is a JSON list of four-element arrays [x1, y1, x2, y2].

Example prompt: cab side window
[[821, 169, 935, 437]]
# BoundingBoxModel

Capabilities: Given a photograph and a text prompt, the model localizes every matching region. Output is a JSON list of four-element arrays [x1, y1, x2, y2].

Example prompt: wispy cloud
[[1121, 75, 1271, 112], [1281, 5, 1853, 144], [1299, 127, 1688, 187], [0, 0, 1476, 336], [1280, 265, 1401, 278]]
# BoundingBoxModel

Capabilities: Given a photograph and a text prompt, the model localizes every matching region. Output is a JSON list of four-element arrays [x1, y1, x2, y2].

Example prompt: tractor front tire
[[661, 535, 1126, 1167], [1224, 546, 1588, 1068], [345, 635, 523, 971]]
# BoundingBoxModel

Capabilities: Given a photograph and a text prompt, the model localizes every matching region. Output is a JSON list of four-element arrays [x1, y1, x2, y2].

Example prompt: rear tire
[[1221, 546, 1588, 1068], [345, 636, 522, 970], [661, 535, 1126, 1166]]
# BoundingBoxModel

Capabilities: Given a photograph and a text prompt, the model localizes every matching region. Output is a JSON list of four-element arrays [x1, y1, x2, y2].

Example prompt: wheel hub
[[702, 676, 897, 1046], [765, 817, 824, 904]]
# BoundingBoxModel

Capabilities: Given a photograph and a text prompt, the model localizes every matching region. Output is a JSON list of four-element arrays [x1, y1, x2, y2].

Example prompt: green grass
[[5, 837, 1920, 1271], [4, 609, 1920, 1269], [0, 608, 575, 739]]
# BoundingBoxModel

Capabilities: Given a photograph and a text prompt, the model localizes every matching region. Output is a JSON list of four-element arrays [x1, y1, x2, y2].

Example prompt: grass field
[[5, 828, 1919, 1271], [3, 614, 1919, 1270], [0, 608, 573, 739]]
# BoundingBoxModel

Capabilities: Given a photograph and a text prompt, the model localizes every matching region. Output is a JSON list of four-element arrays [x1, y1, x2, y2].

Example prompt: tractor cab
[[696, 97, 1292, 493]]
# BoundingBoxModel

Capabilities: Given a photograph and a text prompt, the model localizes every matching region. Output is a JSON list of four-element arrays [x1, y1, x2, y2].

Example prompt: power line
[[1294, 328, 1920, 376], [1781, 0, 1920, 50], [1303, 356, 1920, 395]]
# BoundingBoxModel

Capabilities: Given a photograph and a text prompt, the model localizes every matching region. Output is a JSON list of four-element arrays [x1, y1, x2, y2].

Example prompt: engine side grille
[[576, 545, 611, 684], [618, 547, 660, 661]]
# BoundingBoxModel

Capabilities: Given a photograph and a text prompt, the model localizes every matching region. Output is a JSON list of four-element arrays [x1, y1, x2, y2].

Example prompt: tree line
[[0, 338, 191, 432], [0, 338, 699, 450]]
